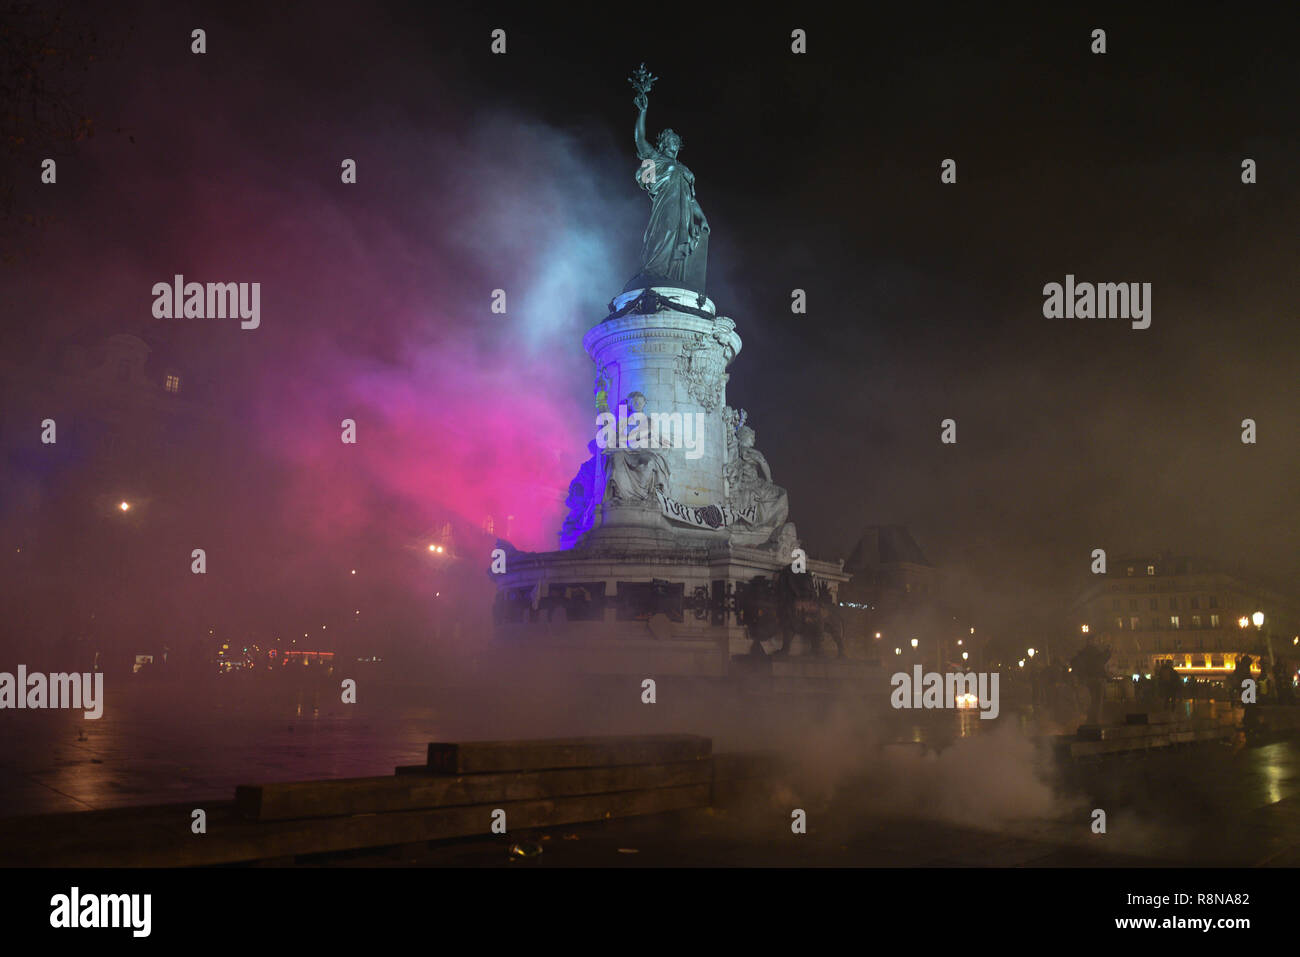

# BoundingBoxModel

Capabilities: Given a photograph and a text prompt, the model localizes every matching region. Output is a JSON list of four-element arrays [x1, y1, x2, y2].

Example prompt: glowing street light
[[1252, 611, 1265, 628], [874, 632, 882, 639], [1080, 624, 1089, 634], [1018, 659, 1025, 668], [910, 638, 919, 648], [961, 651, 969, 661], [118, 501, 131, 512], [1027, 648, 1036, 657], [894, 647, 901, 655], [1238, 617, 1250, 629]]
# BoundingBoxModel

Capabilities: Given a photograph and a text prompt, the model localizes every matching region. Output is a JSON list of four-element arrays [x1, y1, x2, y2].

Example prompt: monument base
[[492, 540, 851, 681]]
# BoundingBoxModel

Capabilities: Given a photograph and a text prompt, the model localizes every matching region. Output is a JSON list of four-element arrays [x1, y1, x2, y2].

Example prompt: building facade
[[1072, 552, 1300, 684]]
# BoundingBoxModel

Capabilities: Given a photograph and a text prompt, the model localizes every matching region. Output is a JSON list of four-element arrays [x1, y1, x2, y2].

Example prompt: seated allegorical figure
[[727, 425, 789, 542], [602, 447, 671, 506]]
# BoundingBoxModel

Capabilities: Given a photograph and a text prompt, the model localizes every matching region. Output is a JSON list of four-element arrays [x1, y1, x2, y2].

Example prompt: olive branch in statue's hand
[[629, 63, 657, 110]]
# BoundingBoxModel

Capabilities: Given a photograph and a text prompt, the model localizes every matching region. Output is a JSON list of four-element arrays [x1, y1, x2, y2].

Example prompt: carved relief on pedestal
[[674, 332, 727, 413]]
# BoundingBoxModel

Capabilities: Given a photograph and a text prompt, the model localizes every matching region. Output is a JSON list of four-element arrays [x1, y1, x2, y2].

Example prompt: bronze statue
[[739, 570, 846, 658], [625, 64, 709, 295]]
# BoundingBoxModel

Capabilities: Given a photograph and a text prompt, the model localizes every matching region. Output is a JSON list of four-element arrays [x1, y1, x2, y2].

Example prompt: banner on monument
[[656, 490, 756, 530]]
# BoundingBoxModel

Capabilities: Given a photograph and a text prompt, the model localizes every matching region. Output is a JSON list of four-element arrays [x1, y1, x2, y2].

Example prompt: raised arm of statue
[[629, 64, 658, 161], [633, 96, 653, 160]]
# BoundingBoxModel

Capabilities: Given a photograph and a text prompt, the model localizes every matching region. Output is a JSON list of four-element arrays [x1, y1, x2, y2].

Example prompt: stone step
[[0, 785, 711, 867], [237, 760, 712, 821], [425, 733, 711, 773], [1124, 711, 1178, 725]]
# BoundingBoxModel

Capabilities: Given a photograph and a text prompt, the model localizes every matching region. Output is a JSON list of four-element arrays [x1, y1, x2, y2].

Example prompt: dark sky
[[1, 1, 1296, 650]]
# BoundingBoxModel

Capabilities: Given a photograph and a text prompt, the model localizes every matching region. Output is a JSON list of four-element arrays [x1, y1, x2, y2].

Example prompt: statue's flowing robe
[[731, 448, 789, 533], [631, 153, 709, 293], [602, 448, 669, 504]]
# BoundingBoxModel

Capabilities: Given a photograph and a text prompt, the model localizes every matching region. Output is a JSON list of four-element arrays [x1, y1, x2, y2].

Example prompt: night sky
[[1, 2, 1296, 655]]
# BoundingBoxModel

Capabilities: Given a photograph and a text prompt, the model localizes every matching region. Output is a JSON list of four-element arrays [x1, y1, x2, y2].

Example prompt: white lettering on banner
[[655, 490, 757, 529]]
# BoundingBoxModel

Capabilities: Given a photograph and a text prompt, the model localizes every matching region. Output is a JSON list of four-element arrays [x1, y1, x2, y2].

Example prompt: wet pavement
[[3, 679, 1299, 866]]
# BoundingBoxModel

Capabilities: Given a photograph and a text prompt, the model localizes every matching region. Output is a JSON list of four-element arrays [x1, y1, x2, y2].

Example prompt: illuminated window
[[1191, 615, 1201, 628], [1147, 565, 1155, 576], [1126, 566, 1135, 576], [1129, 616, 1140, 630], [164, 373, 181, 393], [1210, 614, 1220, 627], [1115, 617, 1124, 629], [1170, 616, 1180, 629]]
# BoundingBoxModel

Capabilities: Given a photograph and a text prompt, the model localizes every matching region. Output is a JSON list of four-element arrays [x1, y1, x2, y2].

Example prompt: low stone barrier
[[0, 734, 775, 866]]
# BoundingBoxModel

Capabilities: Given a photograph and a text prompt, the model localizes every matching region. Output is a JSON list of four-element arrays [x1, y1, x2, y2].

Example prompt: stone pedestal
[[493, 287, 853, 684], [583, 288, 738, 522]]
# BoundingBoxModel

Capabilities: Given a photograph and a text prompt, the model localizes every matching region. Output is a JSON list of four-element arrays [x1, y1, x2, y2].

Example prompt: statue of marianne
[[625, 64, 710, 296]]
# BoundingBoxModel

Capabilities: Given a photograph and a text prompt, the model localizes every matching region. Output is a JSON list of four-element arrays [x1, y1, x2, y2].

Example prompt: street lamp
[[1027, 647, 1036, 658], [910, 638, 919, 648], [1080, 624, 1089, 634], [1252, 611, 1264, 628], [118, 501, 131, 512]]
